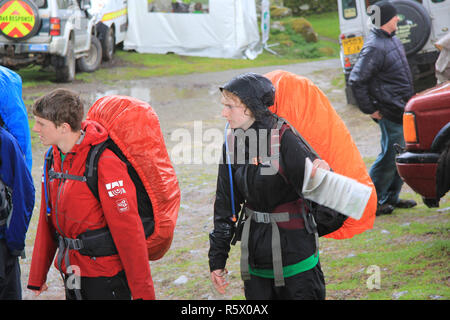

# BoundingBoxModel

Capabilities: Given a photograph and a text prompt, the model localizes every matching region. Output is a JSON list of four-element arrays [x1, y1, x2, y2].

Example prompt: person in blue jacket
[[0, 66, 33, 172], [0, 126, 35, 300]]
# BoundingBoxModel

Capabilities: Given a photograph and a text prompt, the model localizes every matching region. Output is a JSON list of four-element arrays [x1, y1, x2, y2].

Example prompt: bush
[[284, 0, 337, 16], [291, 18, 318, 43], [270, 5, 292, 18], [291, 17, 312, 33], [318, 46, 335, 56]]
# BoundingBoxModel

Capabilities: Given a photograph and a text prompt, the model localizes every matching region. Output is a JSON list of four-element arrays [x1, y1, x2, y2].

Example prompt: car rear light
[[50, 17, 61, 36], [340, 34, 346, 40], [344, 57, 351, 68], [403, 112, 417, 143]]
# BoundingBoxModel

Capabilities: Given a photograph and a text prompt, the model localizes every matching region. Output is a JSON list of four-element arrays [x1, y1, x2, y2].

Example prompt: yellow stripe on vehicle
[[101, 8, 127, 22]]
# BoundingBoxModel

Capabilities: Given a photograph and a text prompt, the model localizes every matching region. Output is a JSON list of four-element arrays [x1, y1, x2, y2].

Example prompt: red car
[[396, 81, 450, 207]]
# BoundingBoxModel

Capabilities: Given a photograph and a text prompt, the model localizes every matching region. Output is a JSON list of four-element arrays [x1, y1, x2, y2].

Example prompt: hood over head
[[220, 72, 275, 121]]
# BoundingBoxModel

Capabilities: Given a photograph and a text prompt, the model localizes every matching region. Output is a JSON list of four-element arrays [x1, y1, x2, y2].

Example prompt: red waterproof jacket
[[27, 120, 155, 300]]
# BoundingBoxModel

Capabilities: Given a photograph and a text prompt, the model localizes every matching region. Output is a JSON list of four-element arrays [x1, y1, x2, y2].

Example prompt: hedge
[[283, 0, 338, 16]]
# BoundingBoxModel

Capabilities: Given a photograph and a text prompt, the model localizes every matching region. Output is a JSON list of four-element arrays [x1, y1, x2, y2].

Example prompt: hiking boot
[[376, 203, 394, 216], [393, 199, 417, 209]]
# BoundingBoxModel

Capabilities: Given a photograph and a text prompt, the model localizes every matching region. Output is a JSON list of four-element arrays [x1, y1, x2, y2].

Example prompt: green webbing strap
[[249, 253, 319, 279]]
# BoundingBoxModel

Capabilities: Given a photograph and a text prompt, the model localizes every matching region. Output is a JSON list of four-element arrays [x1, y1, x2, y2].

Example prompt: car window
[[431, 0, 446, 2], [32, 0, 48, 8], [342, 0, 357, 19], [57, 0, 72, 9], [365, 0, 423, 13]]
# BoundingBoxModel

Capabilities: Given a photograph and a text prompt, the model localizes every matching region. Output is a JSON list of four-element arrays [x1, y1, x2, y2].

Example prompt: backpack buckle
[[253, 211, 271, 224], [65, 238, 84, 251]]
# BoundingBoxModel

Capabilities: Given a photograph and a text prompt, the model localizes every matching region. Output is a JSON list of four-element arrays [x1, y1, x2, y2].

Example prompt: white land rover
[[89, 0, 127, 62], [337, 0, 450, 104], [0, 0, 102, 82]]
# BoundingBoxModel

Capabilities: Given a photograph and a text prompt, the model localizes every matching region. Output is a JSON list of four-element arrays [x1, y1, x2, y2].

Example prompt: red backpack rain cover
[[265, 70, 377, 239], [87, 95, 180, 260]]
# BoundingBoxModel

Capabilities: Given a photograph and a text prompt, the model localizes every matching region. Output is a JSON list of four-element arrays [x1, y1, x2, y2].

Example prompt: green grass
[[305, 11, 341, 40], [318, 195, 450, 300]]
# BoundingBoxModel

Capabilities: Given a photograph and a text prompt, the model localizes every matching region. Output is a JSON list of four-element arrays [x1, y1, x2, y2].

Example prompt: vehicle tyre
[[436, 142, 450, 200], [422, 197, 439, 208], [102, 27, 115, 61], [55, 39, 76, 83], [76, 35, 102, 73], [0, 0, 41, 40], [393, 1, 431, 57]]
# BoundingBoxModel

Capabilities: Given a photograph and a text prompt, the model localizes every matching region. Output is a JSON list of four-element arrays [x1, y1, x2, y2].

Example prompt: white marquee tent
[[124, 0, 261, 59]]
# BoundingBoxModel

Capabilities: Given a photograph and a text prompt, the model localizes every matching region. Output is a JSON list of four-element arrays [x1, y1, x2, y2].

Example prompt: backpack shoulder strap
[[43, 147, 54, 216], [84, 138, 113, 202], [274, 115, 322, 180]]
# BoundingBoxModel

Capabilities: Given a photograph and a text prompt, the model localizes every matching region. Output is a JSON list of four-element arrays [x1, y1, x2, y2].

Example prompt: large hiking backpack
[[45, 95, 180, 261], [265, 70, 377, 239], [88, 95, 180, 260]]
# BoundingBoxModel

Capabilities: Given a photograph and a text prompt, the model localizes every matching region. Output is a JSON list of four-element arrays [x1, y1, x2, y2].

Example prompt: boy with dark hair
[[28, 88, 155, 300]]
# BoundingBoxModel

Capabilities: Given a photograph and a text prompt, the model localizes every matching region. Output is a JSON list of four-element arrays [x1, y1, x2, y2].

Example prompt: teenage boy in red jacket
[[27, 89, 155, 300]]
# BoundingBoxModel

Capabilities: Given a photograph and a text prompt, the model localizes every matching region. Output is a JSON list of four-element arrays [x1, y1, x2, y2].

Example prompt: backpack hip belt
[[239, 202, 318, 288], [55, 227, 119, 300], [55, 226, 118, 258]]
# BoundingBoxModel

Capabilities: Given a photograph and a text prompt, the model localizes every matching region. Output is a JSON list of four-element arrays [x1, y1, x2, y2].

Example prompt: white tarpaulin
[[124, 0, 261, 59]]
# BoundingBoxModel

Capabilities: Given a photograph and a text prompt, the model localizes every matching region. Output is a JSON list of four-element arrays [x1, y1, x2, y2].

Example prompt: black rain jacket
[[208, 115, 346, 272], [348, 28, 414, 124]]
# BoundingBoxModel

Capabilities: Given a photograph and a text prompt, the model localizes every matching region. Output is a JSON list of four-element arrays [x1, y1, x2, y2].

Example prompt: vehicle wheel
[[102, 27, 115, 61], [76, 36, 102, 73], [0, 0, 41, 40], [422, 197, 439, 208], [436, 143, 450, 200], [393, 1, 431, 57], [55, 39, 76, 83]]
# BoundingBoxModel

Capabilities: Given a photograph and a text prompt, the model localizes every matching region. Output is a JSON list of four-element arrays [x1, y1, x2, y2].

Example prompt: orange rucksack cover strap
[[265, 70, 377, 239], [87, 95, 180, 260]]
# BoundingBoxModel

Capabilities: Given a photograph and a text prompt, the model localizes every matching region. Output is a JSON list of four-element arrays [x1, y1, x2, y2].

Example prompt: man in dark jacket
[[349, 0, 416, 215], [0, 127, 35, 299]]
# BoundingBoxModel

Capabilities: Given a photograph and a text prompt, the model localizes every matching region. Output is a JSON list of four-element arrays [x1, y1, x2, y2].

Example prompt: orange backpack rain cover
[[265, 70, 377, 239], [87, 95, 180, 260]]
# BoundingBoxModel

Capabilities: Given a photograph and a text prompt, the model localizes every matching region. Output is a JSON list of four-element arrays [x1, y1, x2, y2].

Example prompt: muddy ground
[[20, 59, 411, 300]]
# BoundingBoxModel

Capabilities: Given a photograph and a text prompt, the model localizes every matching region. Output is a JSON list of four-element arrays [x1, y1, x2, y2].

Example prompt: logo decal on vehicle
[[0, 0, 36, 39], [105, 180, 126, 198]]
